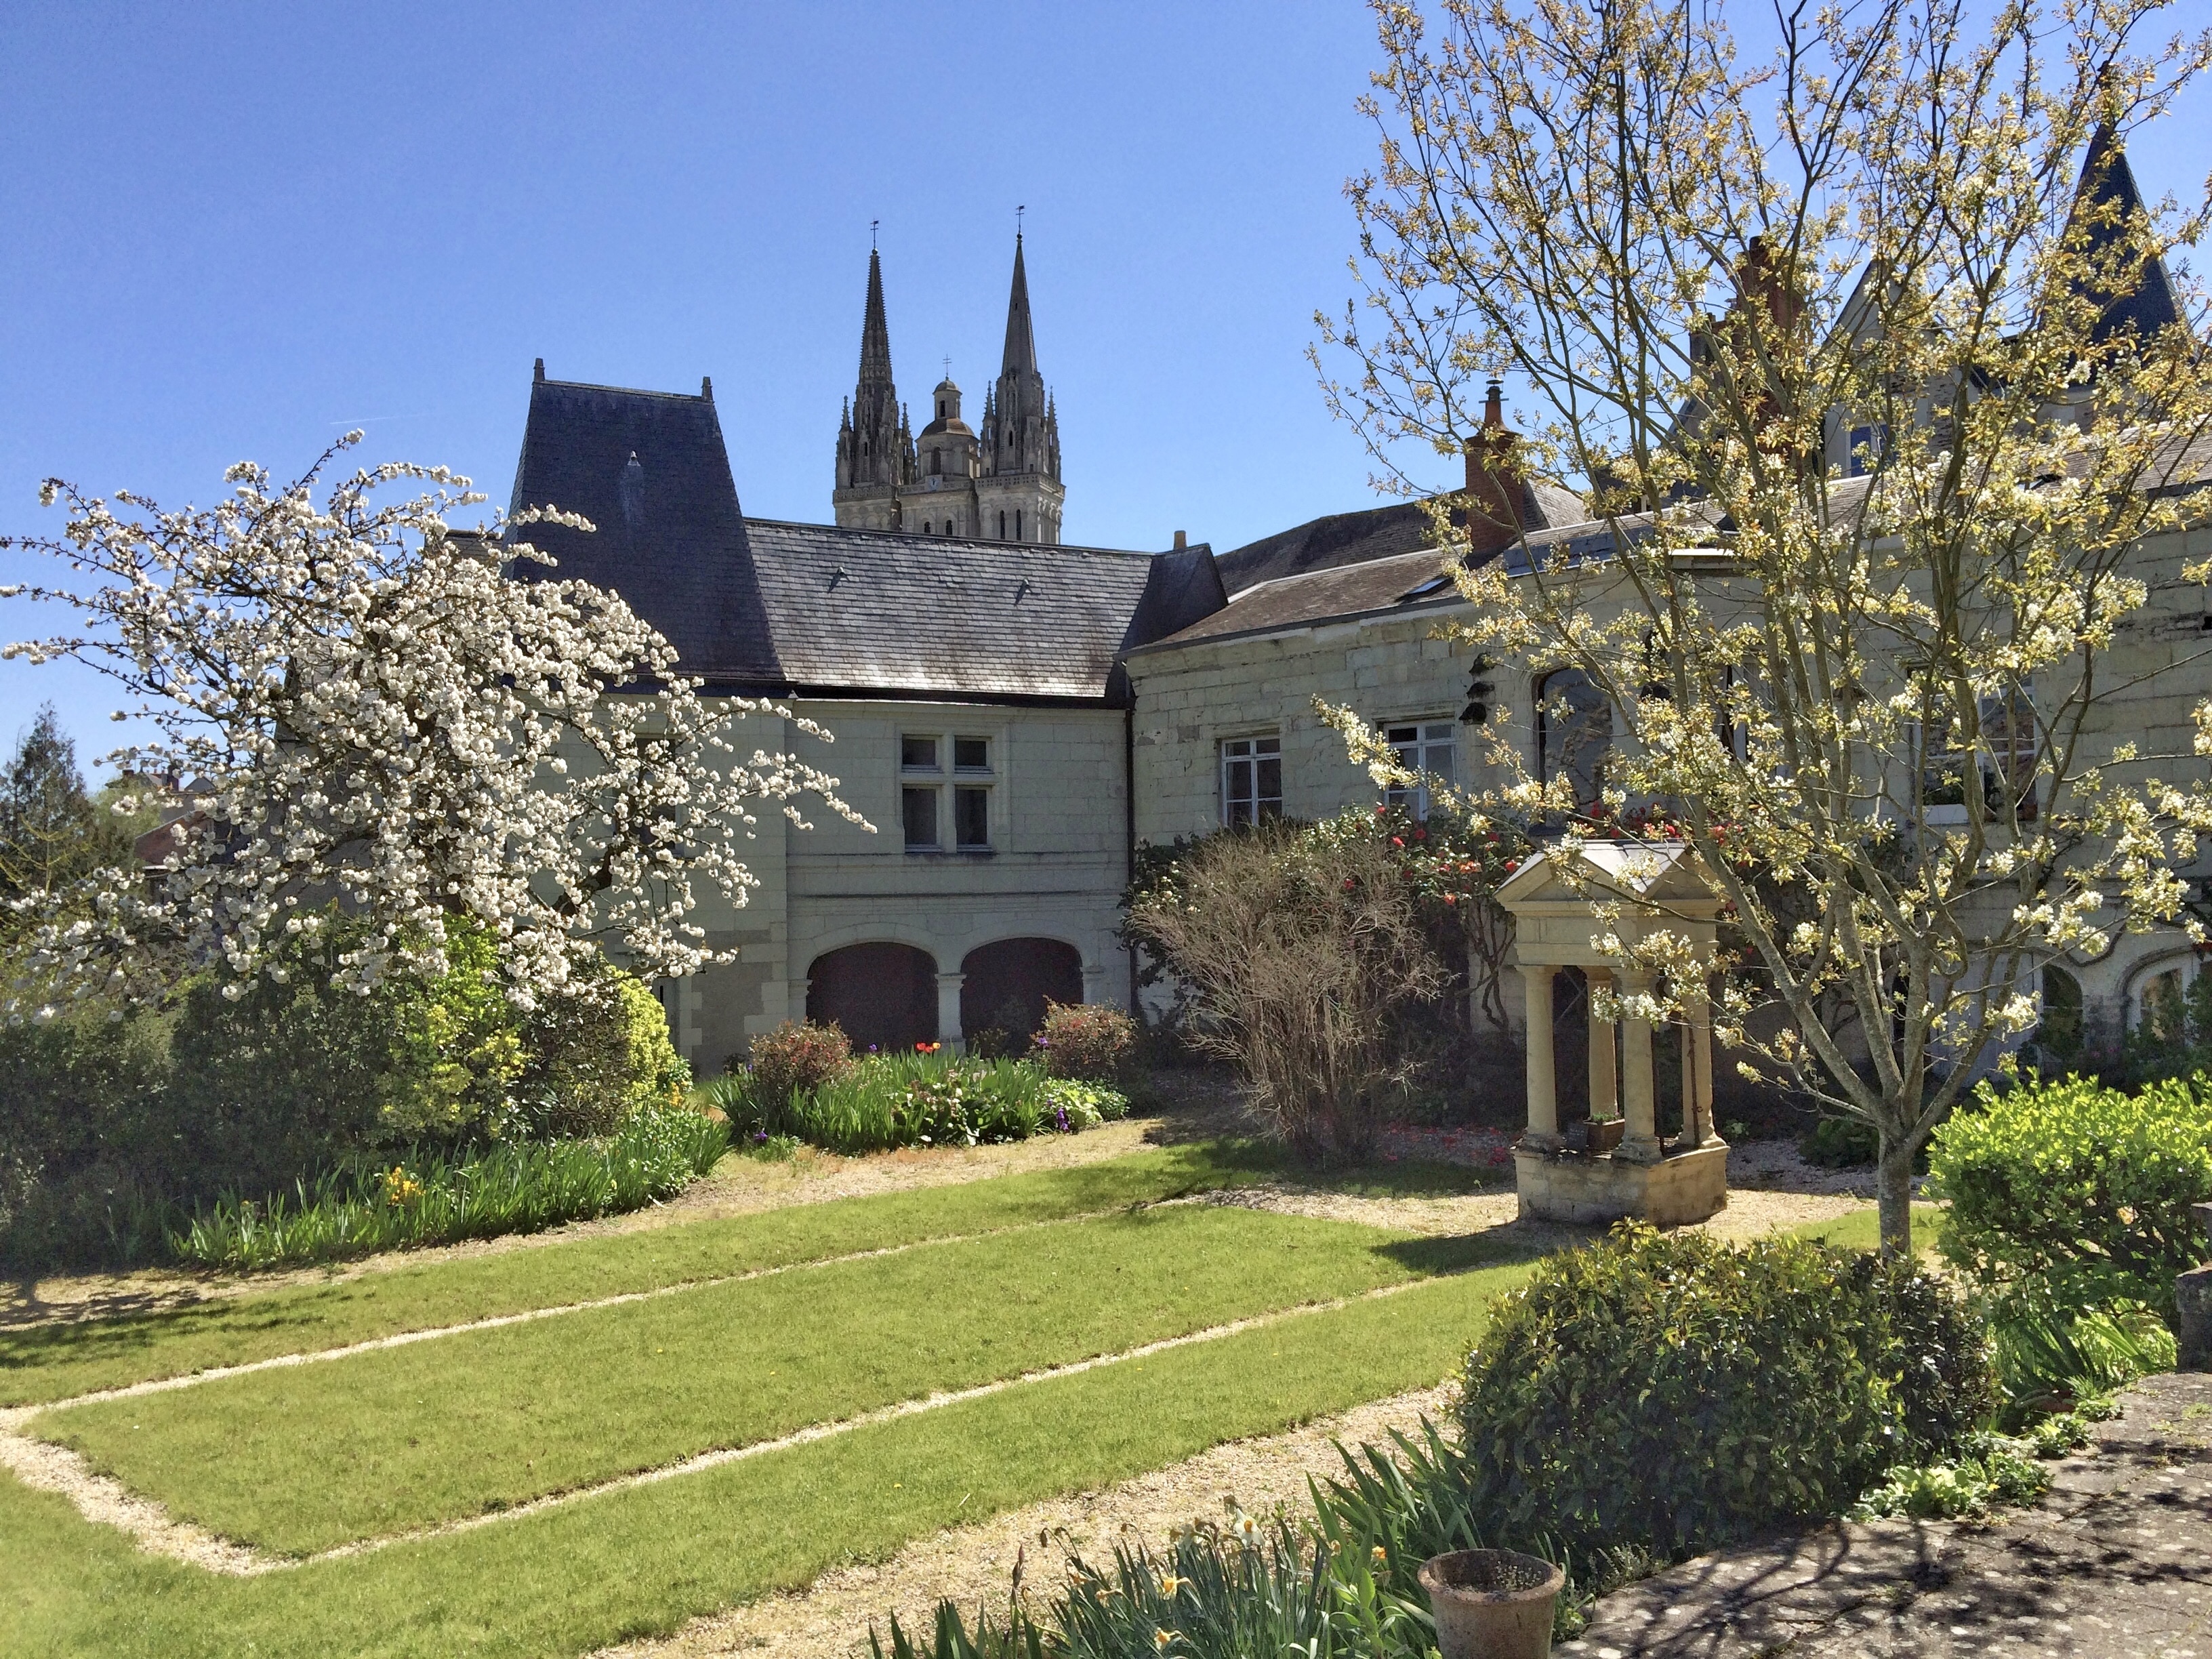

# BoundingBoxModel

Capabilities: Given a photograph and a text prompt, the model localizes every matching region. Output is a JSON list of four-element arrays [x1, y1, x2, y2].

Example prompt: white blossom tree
[[1, 437, 866, 1012], [1320, 0, 2212, 1252]]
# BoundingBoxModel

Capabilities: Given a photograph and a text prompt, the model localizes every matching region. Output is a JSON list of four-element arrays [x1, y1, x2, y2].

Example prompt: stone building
[[508, 364, 1214, 1071], [832, 238, 1065, 546]]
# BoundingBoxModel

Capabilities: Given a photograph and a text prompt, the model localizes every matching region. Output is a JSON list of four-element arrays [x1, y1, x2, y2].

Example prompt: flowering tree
[[1320, 0, 2212, 1252], [1, 438, 864, 1010]]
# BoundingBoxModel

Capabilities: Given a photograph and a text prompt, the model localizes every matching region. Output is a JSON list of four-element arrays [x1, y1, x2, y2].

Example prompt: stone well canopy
[[1496, 840, 1729, 1225]]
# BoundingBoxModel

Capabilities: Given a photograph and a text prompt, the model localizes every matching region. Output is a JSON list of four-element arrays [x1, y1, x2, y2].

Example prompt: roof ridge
[[740, 516, 1184, 560], [536, 377, 713, 403]]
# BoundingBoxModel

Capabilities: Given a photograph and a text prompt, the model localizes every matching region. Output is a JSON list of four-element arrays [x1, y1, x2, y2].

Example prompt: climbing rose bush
[[1, 438, 865, 1009]]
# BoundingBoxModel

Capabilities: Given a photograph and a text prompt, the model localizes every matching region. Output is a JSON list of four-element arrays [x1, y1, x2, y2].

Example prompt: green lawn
[[12, 1137, 1885, 1658], [1, 1260, 1534, 1659], [1, 1142, 1285, 1408], [38, 1204, 1492, 1554]]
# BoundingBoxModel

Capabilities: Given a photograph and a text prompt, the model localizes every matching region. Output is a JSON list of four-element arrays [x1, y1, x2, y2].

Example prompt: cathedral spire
[[860, 247, 895, 388], [1001, 232, 1038, 377], [834, 244, 916, 521]]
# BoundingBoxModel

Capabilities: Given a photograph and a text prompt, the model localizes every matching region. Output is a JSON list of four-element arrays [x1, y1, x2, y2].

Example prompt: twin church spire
[[832, 235, 1065, 544]]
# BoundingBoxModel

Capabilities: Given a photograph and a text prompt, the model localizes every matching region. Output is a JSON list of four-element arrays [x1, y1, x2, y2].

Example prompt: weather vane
[[871, 218, 879, 249], [942, 355, 952, 380], [1017, 205, 1025, 235]]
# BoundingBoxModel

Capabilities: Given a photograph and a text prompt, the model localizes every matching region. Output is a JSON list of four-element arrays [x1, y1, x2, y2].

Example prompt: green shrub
[[1452, 1225, 1991, 1559], [741, 1019, 855, 1107], [167, 916, 525, 1194], [169, 1105, 729, 1270], [516, 960, 685, 1136], [1801, 1114, 1876, 1167], [1036, 1000, 1138, 1082], [1929, 1072, 2212, 1319]]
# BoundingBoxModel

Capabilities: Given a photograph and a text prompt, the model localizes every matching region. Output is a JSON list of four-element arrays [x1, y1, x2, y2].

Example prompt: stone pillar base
[[1515, 1143, 1729, 1227]]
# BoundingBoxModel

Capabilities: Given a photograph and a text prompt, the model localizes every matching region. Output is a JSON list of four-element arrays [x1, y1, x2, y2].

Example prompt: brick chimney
[[1463, 380, 1525, 559]]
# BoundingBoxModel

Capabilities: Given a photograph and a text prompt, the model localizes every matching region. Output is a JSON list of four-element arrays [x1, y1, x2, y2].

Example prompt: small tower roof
[[2068, 124, 2186, 344]]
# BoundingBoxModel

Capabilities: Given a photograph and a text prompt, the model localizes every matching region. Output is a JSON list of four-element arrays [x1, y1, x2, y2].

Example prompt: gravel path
[[593, 1385, 1458, 1659]]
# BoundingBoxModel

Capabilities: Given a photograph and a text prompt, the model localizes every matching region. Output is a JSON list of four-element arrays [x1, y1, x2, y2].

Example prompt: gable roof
[[507, 373, 1223, 704], [1213, 483, 1585, 597]]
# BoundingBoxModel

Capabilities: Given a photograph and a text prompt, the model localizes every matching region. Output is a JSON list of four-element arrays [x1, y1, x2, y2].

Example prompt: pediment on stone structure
[[1495, 840, 1723, 918]]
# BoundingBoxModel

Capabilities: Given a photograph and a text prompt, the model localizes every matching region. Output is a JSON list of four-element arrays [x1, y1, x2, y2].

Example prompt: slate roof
[[1213, 482, 1586, 596], [506, 372, 1224, 704], [741, 520, 1223, 701], [1133, 503, 1734, 655]]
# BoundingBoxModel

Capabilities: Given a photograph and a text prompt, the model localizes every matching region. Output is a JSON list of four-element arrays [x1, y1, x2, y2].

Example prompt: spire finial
[[1017, 204, 1025, 240], [871, 218, 879, 250]]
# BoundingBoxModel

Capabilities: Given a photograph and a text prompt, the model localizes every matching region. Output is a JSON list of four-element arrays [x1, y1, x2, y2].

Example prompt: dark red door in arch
[[805, 943, 937, 1054], [960, 938, 1084, 1045]]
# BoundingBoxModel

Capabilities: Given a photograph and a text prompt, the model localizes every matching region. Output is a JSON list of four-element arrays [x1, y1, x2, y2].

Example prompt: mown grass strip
[[0, 1258, 1533, 1659], [41, 1205, 1496, 1555], [1787, 1202, 1944, 1254], [0, 1141, 1284, 1408]]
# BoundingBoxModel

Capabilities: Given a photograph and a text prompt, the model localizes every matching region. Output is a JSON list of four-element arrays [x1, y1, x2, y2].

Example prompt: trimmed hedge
[[1929, 1072, 2212, 1318], [1452, 1225, 1993, 1558]]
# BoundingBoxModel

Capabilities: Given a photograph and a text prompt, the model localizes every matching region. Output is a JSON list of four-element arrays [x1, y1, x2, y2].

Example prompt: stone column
[[1683, 973, 1717, 1147], [935, 971, 966, 1054], [1587, 966, 1618, 1119], [1617, 968, 1662, 1164], [1519, 964, 1560, 1150]]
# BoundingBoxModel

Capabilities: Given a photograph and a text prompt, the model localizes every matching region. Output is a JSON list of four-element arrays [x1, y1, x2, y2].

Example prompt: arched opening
[[1015, 508, 1023, 542], [805, 942, 938, 1054], [1536, 668, 1612, 811], [2036, 963, 2084, 1063], [960, 938, 1084, 1048]]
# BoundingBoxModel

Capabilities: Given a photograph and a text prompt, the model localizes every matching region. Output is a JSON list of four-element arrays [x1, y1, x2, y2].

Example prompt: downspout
[[1124, 696, 1140, 1015]]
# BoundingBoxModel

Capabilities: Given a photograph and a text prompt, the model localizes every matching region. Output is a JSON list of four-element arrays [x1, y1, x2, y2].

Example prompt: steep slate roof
[[508, 371, 1222, 704], [1213, 482, 1586, 596], [507, 373, 783, 683], [2072, 125, 2187, 345]]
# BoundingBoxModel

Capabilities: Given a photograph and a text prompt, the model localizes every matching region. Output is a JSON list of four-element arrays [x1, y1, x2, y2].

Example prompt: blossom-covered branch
[[1, 436, 868, 1010]]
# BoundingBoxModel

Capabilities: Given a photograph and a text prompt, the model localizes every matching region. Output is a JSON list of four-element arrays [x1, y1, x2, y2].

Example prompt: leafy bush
[[1452, 1225, 1992, 1559], [1930, 1072, 2212, 1319], [516, 961, 687, 1136], [1035, 1000, 1138, 1082], [741, 1019, 855, 1107], [170, 1105, 728, 1270], [1126, 819, 1442, 1160], [165, 916, 527, 1195]]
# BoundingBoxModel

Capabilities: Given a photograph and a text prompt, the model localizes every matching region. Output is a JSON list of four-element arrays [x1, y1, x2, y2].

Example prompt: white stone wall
[[670, 697, 1132, 1071], [1125, 515, 2212, 1049]]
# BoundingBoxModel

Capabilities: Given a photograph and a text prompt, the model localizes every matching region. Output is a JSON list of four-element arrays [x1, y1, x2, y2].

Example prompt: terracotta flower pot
[[1584, 1116, 1625, 1154], [1418, 1549, 1564, 1659]]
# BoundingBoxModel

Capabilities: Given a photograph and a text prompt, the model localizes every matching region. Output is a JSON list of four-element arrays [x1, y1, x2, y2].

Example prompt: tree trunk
[[1875, 1124, 1916, 1260]]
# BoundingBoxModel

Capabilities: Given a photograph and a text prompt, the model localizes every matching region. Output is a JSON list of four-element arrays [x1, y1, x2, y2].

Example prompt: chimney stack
[[1463, 380, 1525, 559], [1172, 529, 1187, 550]]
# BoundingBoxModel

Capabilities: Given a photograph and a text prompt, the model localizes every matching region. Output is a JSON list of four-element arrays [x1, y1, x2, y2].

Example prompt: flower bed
[[710, 1048, 1129, 1155], [169, 1106, 729, 1270]]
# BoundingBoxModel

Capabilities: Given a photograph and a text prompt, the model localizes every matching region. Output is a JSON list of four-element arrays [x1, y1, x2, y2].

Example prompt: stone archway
[[960, 938, 1084, 1047], [805, 942, 939, 1054]]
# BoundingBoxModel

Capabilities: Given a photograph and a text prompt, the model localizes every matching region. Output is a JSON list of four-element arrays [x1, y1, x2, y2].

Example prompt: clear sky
[[2, 3, 2205, 775]]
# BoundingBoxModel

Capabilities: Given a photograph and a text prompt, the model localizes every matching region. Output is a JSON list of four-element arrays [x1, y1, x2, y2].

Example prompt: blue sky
[[3, 3, 2206, 775]]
